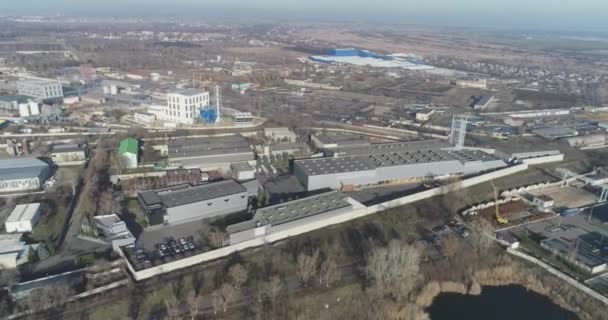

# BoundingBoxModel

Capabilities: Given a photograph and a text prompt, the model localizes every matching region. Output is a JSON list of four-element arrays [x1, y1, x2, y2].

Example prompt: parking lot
[[137, 220, 206, 251], [131, 235, 200, 268]]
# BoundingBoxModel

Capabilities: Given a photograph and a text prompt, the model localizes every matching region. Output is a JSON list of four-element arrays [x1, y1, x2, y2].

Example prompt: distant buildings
[[309, 48, 433, 71], [50, 143, 88, 165], [133, 112, 157, 126], [17, 78, 63, 102], [231, 162, 255, 181], [415, 109, 436, 122], [567, 134, 608, 149], [137, 180, 249, 226], [0, 158, 50, 193], [532, 127, 579, 140], [472, 95, 494, 110], [284, 79, 342, 91], [17, 101, 40, 117], [263, 127, 297, 143], [0, 95, 29, 112], [119, 138, 139, 169], [311, 134, 370, 151], [456, 79, 487, 89], [230, 112, 253, 127], [5, 203, 41, 233], [158, 89, 210, 125]]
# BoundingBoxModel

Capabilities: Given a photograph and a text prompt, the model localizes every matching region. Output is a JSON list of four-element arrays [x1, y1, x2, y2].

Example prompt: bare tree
[[211, 289, 224, 315], [164, 296, 181, 320], [366, 240, 421, 298], [228, 263, 248, 289], [470, 218, 496, 255], [439, 233, 462, 259], [263, 275, 284, 305], [319, 258, 341, 287], [97, 189, 116, 215], [22, 285, 74, 313], [297, 248, 320, 287], [206, 228, 226, 249], [219, 283, 237, 313], [186, 291, 203, 320]]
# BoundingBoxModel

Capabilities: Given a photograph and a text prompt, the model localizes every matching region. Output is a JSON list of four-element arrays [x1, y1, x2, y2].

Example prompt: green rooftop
[[119, 137, 139, 155]]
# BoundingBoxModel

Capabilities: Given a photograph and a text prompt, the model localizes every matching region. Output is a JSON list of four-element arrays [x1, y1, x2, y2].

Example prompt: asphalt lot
[[137, 219, 207, 251]]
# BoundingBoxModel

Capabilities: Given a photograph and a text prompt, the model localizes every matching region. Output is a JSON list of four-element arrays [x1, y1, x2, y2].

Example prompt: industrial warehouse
[[227, 191, 356, 244], [309, 48, 434, 70], [295, 141, 507, 191], [167, 135, 254, 168], [137, 180, 249, 225], [0, 157, 50, 193]]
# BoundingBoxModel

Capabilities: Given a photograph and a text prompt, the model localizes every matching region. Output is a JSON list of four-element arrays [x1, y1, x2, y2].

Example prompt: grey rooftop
[[227, 191, 351, 234], [139, 180, 247, 209]]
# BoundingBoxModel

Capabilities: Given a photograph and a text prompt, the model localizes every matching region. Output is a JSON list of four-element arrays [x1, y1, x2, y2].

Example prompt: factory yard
[[2, 13, 608, 320], [136, 220, 206, 252], [528, 185, 600, 210]]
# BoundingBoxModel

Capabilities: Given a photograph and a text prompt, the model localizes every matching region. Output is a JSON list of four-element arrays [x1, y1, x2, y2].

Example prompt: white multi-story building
[[17, 78, 63, 101], [159, 89, 210, 125]]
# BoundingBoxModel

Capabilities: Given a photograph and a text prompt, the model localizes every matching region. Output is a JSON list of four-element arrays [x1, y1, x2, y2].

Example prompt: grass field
[[89, 300, 128, 320]]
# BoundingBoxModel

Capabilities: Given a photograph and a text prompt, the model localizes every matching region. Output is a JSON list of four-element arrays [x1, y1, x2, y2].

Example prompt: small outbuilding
[[5, 203, 41, 233]]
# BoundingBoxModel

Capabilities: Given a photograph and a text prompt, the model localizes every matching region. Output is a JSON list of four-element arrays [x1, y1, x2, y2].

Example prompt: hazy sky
[[1, 0, 607, 30]]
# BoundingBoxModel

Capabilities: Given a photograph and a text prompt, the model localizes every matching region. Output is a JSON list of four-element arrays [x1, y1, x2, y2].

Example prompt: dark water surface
[[427, 285, 580, 320]]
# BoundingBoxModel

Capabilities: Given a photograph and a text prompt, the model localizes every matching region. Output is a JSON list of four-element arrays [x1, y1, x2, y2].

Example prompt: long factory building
[[138, 180, 249, 225], [227, 191, 356, 244], [167, 135, 254, 169], [294, 141, 507, 191]]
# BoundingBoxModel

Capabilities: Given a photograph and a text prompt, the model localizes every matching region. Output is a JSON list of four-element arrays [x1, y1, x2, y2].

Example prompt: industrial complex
[[2, 16, 608, 319]]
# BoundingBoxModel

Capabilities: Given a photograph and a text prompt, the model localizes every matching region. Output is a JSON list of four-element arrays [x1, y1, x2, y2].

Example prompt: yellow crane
[[491, 181, 509, 225]]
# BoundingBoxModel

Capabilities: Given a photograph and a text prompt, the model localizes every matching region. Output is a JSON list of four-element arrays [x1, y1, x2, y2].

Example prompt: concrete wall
[[521, 154, 564, 165], [375, 160, 463, 182], [124, 163, 529, 281], [165, 191, 248, 224], [304, 168, 377, 191]]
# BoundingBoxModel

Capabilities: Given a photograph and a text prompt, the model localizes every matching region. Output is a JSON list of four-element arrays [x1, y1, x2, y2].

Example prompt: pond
[[427, 285, 580, 320]]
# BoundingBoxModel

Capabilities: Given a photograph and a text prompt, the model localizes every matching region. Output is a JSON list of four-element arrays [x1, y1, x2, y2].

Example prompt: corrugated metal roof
[[0, 157, 47, 170], [0, 158, 48, 181], [6, 203, 40, 223], [119, 138, 139, 155]]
